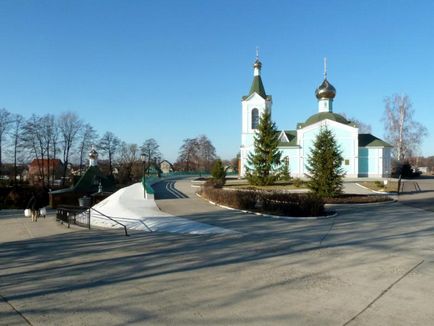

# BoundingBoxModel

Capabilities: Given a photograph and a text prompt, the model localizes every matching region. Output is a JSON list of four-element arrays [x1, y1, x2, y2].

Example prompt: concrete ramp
[[89, 183, 235, 235]]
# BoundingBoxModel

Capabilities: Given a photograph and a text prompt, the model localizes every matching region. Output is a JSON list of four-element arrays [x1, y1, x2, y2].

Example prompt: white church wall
[[241, 93, 271, 136], [279, 148, 301, 177], [297, 120, 358, 177], [239, 147, 253, 177]]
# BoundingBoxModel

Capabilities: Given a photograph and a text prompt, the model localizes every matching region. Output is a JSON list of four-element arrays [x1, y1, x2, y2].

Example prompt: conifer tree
[[306, 127, 345, 197], [211, 159, 226, 187], [246, 108, 282, 185]]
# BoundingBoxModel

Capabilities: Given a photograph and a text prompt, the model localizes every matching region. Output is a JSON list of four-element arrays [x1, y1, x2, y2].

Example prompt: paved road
[[397, 177, 434, 211], [1, 179, 434, 325], [153, 179, 189, 200]]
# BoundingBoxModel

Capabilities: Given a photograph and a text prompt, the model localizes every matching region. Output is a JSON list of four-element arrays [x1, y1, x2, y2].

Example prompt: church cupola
[[89, 146, 98, 167], [315, 58, 336, 113], [248, 49, 267, 99], [253, 58, 262, 76]]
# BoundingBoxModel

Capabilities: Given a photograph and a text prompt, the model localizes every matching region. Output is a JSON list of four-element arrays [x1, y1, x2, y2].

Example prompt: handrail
[[56, 205, 129, 236], [89, 207, 129, 236]]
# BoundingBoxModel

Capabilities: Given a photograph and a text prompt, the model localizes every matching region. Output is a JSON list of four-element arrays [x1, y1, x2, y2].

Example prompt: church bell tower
[[240, 50, 272, 177]]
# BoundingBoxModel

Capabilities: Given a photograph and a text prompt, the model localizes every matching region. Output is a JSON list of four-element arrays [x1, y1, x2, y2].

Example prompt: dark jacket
[[27, 195, 41, 210]]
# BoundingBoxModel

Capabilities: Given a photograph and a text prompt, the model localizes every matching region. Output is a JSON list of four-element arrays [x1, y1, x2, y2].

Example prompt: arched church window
[[251, 108, 259, 129]]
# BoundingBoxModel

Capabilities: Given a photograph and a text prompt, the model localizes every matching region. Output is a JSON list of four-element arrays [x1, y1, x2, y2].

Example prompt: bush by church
[[200, 185, 325, 217]]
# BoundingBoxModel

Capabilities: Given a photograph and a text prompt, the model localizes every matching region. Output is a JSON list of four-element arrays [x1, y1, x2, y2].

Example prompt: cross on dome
[[324, 57, 327, 79], [315, 57, 336, 100]]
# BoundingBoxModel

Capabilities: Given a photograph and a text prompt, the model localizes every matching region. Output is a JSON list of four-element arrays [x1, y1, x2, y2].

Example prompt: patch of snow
[[87, 183, 235, 235]]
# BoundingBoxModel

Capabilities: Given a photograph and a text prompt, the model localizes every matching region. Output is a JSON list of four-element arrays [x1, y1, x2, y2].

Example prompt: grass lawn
[[360, 181, 399, 193]]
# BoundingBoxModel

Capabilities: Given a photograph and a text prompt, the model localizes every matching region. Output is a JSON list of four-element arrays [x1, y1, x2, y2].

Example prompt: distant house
[[28, 159, 64, 185], [159, 160, 174, 174]]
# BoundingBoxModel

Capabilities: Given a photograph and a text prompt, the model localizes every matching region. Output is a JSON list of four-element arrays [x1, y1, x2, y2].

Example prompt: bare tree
[[177, 138, 199, 172], [117, 142, 141, 183], [41, 114, 57, 186], [21, 114, 63, 187], [140, 138, 161, 172], [197, 135, 217, 172], [383, 94, 428, 161], [0, 108, 13, 174], [77, 123, 98, 175], [22, 115, 47, 186], [49, 117, 60, 185], [176, 136, 217, 172], [98, 131, 121, 175], [9, 114, 25, 185], [58, 112, 82, 184], [338, 112, 372, 134]]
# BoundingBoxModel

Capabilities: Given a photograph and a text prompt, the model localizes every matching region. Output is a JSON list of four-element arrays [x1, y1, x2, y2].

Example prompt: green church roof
[[50, 166, 116, 195], [299, 112, 353, 128], [358, 134, 392, 147], [278, 130, 298, 147], [248, 75, 267, 99]]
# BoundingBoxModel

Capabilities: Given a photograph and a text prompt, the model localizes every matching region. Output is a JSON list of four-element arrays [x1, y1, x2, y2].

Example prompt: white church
[[240, 57, 392, 178]]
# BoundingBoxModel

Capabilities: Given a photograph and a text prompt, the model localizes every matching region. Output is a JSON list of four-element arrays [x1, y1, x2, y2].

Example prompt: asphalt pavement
[[1, 178, 434, 325]]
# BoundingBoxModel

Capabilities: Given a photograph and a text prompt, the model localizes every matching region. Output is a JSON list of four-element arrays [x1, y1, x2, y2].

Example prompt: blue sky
[[1, 0, 433, 162]]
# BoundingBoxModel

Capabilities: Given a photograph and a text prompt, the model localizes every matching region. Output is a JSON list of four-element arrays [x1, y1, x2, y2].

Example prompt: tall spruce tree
[[246, 108, 282, 185], [306, 127, 345, 197]]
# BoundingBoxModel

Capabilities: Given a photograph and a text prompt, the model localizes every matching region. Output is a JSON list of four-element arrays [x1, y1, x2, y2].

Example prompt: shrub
[[1, 186, 49, 209], [200, 186, 256, 210], [260, 192, 324, 217], [292, 178, 303, 188], [200, 187, 325, 216], [203, 179, 216, 188], [325, 194, 392, 204]]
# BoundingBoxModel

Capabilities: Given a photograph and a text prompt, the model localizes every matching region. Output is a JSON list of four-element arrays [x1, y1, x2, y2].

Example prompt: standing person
[[27, 192, 40, 222]]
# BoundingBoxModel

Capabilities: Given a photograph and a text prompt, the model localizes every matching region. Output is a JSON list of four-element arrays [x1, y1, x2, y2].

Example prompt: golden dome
[[315, 79, 336, 99]]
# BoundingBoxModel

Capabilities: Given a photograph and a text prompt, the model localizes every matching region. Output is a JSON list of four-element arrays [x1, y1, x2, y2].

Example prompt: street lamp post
[[141, 153, 147, 199]]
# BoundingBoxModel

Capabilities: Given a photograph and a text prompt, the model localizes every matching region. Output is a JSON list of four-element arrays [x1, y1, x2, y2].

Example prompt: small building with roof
[[49, 147, 116, 207], [240, 56, 392, 178], [159, 160, 174, 174]]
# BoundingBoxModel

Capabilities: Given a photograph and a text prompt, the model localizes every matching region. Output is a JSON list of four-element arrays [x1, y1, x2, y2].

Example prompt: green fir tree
[[211, 159, 226, 187], [246, 108, 282, 185], [306, 127, 345, 197]]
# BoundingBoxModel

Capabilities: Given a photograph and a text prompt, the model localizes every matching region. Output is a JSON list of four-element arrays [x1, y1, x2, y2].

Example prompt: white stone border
[[196, 193, 337, 220]]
